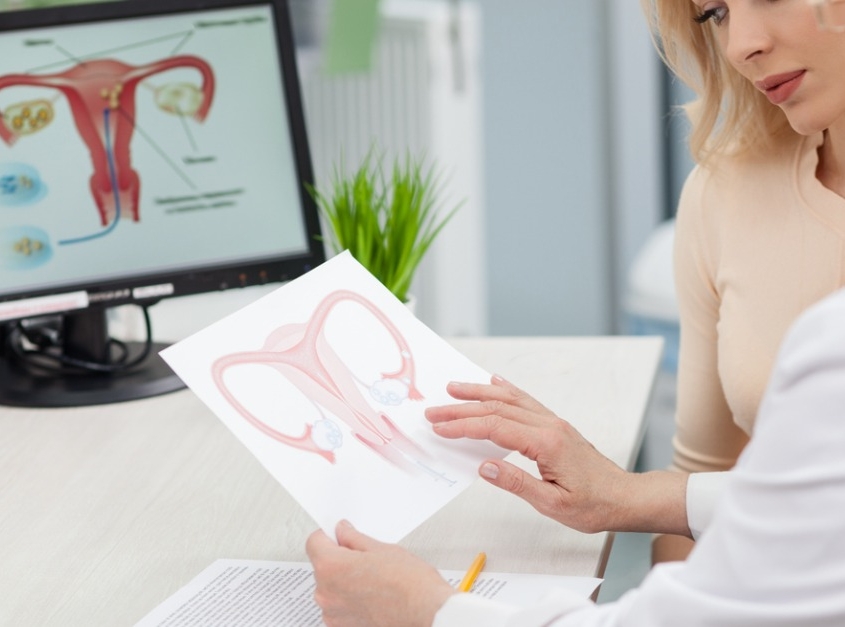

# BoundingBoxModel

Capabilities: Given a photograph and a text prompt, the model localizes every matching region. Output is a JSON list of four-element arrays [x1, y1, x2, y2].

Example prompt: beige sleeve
[[671, 167, 749, 474]]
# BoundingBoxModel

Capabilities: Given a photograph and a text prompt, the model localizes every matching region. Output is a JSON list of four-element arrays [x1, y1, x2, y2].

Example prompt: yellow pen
[[457, 552, 487, 592]]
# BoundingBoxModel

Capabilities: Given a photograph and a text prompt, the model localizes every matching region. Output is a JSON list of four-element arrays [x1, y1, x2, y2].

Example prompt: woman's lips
[[755, 70, 806, 105]]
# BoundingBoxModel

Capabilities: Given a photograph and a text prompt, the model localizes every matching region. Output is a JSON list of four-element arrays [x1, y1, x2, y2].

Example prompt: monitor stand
[[0, 308, 185, 408]]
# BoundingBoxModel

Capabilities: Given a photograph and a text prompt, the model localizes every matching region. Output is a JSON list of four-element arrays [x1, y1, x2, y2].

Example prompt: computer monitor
[[0, 0, 325, 407]]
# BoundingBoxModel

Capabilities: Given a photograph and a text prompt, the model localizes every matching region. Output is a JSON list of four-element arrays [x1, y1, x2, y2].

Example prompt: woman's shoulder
[[691, 132, 815, 188], [679, 132, 817, 212]]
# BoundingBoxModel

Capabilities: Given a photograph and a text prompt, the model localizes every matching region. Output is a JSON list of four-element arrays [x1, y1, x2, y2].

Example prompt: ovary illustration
[[211, 290, 443, 476], [154, 82, 205, 116], [2, 99, 54, 136], [0, 55, 215, 227]]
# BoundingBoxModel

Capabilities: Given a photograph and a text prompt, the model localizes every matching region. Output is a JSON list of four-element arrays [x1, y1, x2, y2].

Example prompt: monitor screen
[[0, 0, 325, 407]]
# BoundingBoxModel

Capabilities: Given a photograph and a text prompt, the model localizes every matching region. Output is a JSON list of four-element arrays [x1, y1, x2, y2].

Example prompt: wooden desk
[[0, 336, 661, 626]]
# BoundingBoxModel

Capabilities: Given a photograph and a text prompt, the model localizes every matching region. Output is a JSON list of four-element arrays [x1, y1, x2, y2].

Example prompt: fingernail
[[480, 462, 499, 480], [492, 374, 506, 384]]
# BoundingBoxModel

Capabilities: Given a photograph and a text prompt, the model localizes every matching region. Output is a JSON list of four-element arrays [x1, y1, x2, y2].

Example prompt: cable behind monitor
[[0, 305, 185, 408]]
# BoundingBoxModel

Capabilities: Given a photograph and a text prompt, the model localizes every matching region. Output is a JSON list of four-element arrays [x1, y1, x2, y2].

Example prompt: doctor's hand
[[306, 520, 455, 627], [426, 376, 689, 536]]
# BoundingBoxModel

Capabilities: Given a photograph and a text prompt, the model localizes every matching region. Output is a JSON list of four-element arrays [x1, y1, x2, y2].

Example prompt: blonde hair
[[641, 0, 793, 163]]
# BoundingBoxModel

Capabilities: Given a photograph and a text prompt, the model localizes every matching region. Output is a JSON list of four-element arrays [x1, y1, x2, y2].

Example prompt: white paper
[[134, 559, 603, 627], [160, 252, 507, 543]]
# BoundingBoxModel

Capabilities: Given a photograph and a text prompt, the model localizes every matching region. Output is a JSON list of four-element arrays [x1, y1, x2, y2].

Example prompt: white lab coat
[[435, 287, 845, 626]]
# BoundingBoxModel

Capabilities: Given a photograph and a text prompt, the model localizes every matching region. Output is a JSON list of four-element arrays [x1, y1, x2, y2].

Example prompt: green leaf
[[305, 146, 462, 302]]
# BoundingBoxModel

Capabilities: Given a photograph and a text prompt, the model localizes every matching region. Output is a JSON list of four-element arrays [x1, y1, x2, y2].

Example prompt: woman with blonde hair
[[645, 0, 845, 563]]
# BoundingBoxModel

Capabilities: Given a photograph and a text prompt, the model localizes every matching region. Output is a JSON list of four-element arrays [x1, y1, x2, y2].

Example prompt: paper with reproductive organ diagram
[[160, 251, 506, 543]]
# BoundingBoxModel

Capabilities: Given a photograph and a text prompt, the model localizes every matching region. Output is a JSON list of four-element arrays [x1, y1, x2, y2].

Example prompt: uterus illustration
[[0, 55, 215, 226], [211, 290, 438, 475]]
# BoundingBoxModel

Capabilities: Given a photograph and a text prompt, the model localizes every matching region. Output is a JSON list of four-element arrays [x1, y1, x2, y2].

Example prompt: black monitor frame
[[0, 0, 325, 407]]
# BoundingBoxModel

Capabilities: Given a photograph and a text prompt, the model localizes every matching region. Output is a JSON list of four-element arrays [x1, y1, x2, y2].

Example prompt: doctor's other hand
[[426, 376, 688, 537], [306, 520, 455, 627]]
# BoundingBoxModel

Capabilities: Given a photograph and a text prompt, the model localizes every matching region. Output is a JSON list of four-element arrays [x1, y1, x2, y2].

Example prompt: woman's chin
[[782, 107, 836, 137]]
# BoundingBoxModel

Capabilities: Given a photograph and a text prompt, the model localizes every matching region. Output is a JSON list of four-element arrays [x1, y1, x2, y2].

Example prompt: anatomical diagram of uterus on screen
[[0, 35, 215, 248], [0, 7, 224, 271], [0, 8, 306, 294]]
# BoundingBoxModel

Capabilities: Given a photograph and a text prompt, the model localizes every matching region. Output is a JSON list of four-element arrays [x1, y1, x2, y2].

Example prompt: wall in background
[[665, 77, 696, 219], [607, 0, 667, 332], [480, 0, 664, 336], [481, 2, 609, 335]]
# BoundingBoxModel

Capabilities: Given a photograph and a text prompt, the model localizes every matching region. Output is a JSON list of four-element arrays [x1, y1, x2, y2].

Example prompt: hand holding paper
[[306, 519, 456, 627]]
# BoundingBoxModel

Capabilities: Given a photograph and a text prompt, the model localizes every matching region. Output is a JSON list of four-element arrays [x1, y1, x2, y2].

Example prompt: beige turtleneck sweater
[[672, 131, 845, 473]]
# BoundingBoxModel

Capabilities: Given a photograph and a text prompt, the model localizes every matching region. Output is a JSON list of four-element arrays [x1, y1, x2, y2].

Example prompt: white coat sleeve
[[685, 471, 730, 540]]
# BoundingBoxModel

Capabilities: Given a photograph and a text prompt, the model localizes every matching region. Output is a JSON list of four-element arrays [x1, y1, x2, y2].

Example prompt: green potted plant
[[308, 150, 461, 305]]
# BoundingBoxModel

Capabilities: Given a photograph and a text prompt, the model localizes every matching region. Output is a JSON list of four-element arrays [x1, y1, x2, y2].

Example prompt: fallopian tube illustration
[[0, 55, 215, 226], [211, 290, 449, 478]]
